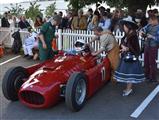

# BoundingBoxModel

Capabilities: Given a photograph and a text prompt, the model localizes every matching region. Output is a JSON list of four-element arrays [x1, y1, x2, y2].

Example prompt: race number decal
[[22, 69, 45, 89], [101, 67, 106, 81]]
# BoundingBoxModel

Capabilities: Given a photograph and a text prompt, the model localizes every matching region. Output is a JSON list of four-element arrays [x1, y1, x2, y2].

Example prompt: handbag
[[124, 52, 137, 62]]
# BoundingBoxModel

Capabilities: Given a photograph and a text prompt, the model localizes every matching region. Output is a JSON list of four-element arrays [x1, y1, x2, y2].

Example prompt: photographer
[[140, 15, 159, 83]]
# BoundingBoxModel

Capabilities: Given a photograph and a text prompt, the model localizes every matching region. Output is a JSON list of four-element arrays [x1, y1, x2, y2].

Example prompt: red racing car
[[2, 48, 111, 111]]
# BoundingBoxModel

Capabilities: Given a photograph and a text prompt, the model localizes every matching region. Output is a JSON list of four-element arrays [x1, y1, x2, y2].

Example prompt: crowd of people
[[1, 7, 159, 31], [1, 6, 159, 96]]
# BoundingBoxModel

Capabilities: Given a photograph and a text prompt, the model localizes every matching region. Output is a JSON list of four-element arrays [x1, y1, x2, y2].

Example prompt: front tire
[[65, 72, 87, 112], [2, 66, 28, 101]]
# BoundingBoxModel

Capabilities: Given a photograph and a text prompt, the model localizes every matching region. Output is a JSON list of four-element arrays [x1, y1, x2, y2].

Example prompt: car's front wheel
[[65, 72, 87, 112], [2, 66, 28, 101]]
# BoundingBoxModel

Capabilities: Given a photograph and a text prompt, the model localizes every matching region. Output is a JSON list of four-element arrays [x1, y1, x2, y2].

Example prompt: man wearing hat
[[89, 26, 120, 83], [39, 15, 61, 61]]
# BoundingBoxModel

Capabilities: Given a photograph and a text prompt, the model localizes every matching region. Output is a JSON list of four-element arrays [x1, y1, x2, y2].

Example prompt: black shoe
[[23, 55, 29, 58], [27, 56, 33, 60]]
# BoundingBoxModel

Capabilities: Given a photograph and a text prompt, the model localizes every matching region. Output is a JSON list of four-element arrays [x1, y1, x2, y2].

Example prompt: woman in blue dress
[[114, 16, 145, 96]]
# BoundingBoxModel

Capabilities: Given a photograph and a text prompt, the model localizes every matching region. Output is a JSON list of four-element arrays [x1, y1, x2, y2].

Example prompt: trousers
[[23, 44, 34, 56], [144, 46, 158, 80]]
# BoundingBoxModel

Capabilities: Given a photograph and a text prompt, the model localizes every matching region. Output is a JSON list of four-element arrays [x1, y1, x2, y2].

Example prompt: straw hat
[[120, 16, 138, 29]]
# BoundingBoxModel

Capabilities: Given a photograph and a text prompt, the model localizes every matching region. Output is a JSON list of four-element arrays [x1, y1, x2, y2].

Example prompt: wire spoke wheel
[[65, 72, 87, 112]]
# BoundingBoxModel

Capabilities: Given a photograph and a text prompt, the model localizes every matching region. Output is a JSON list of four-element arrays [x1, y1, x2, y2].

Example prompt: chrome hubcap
[[75, 79, 86, 105]]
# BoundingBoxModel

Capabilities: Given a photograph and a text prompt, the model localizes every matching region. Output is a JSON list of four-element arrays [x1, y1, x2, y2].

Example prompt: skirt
[[114, 56, 145, 84]]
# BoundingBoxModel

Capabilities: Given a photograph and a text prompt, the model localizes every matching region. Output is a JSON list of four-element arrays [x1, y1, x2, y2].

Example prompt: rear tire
[[65, 72, 87, 112], [2, 66, 28, 101]]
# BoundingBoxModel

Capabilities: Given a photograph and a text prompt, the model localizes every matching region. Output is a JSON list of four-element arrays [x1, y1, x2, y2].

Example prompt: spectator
[[58, 11, 63, 28], [18, 16, 31, 29], [66, 11, 74, 29], [7, 11, 12, 20], [109, 9, 122, 32], [1, 12, 10, 27], [87, 10, 100, 31], [71, 9, 87, 30], [9, 16, 19, 28], [23, 27, 37, 59], [98, 6, 106, 16], [34, 15, 44, 29], [140, 15, 159, 83], [153, 9, 159, 21], [106, 8, 111, 14], [147, 10, 154, 18], [135, 9, 148, 29], [39, 15, 61, 61], [60, 11, 73, 29], [98, 11, 111, 31], [89, 26, 120, 82], [114, 16, 145, 96], [87, 8, 93, 25], [53, 12, 57, 16], [12, 30, 22, 54], [58, 11, 63, 18]]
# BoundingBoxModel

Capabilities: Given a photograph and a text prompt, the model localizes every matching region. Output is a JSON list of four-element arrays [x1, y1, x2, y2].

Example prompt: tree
[[45, 2, 56, 17], [65, 0, 103, 11], [5, 3, 24, 16], [65, 0, 159, 14], [25, 2, 43, 21], [105, 0, 159, 15]]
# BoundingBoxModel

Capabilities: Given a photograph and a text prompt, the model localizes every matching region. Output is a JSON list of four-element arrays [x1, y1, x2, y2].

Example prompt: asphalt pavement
[[0, 54, 158, 120]]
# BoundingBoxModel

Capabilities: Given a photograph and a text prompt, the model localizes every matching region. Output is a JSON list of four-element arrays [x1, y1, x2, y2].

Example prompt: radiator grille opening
[[20, 91, 44, 105]]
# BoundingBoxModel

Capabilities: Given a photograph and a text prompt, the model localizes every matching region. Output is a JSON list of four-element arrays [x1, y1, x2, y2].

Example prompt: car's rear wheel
[[65, 72, 87, 112], [2, 66, 28, 101]]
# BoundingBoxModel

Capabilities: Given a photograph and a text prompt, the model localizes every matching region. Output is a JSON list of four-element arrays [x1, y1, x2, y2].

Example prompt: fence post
[[57, 29, 62, 50]]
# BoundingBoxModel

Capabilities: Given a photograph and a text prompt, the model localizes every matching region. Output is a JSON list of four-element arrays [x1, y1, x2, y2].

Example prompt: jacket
[[121, 32, 140, 56], [142, 24, 159, 47], [71, 16, 87, 30]]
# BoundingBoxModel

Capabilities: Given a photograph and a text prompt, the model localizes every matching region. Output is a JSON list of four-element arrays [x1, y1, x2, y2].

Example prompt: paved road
[[0, 54, 159, 120]]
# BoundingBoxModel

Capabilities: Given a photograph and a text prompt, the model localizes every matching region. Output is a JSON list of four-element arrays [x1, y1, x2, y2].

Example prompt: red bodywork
[[18, 52, 111, 108]]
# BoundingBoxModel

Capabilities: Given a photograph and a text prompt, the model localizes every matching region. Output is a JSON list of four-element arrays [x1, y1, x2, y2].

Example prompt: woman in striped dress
[[114, 16, 145, 96]]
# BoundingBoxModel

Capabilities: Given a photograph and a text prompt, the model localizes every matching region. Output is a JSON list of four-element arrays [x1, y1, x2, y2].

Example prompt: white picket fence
[[0, 27, 159, 68], [56, 29, 159, 68], [56, 29, 123, 50]]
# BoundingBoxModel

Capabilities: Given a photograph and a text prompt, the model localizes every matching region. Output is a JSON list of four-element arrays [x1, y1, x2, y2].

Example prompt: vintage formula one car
[[2, 48, 111, 111]]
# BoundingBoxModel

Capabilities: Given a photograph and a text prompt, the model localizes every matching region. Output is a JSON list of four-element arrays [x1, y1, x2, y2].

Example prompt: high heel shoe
[[122, 89, 133, 96]]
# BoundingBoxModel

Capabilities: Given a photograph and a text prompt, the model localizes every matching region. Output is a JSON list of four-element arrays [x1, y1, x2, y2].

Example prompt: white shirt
[[98, 18, 111, 31]]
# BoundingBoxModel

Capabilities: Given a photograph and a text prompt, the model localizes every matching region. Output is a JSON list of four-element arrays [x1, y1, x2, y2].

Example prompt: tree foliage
[[45, 2, 56, 17], [105, 0, 159, 14], [5, 3, 24, 16], [65, 0, 103, 11], [65, 0, 159, 14], [25, 2, 43, 21]]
